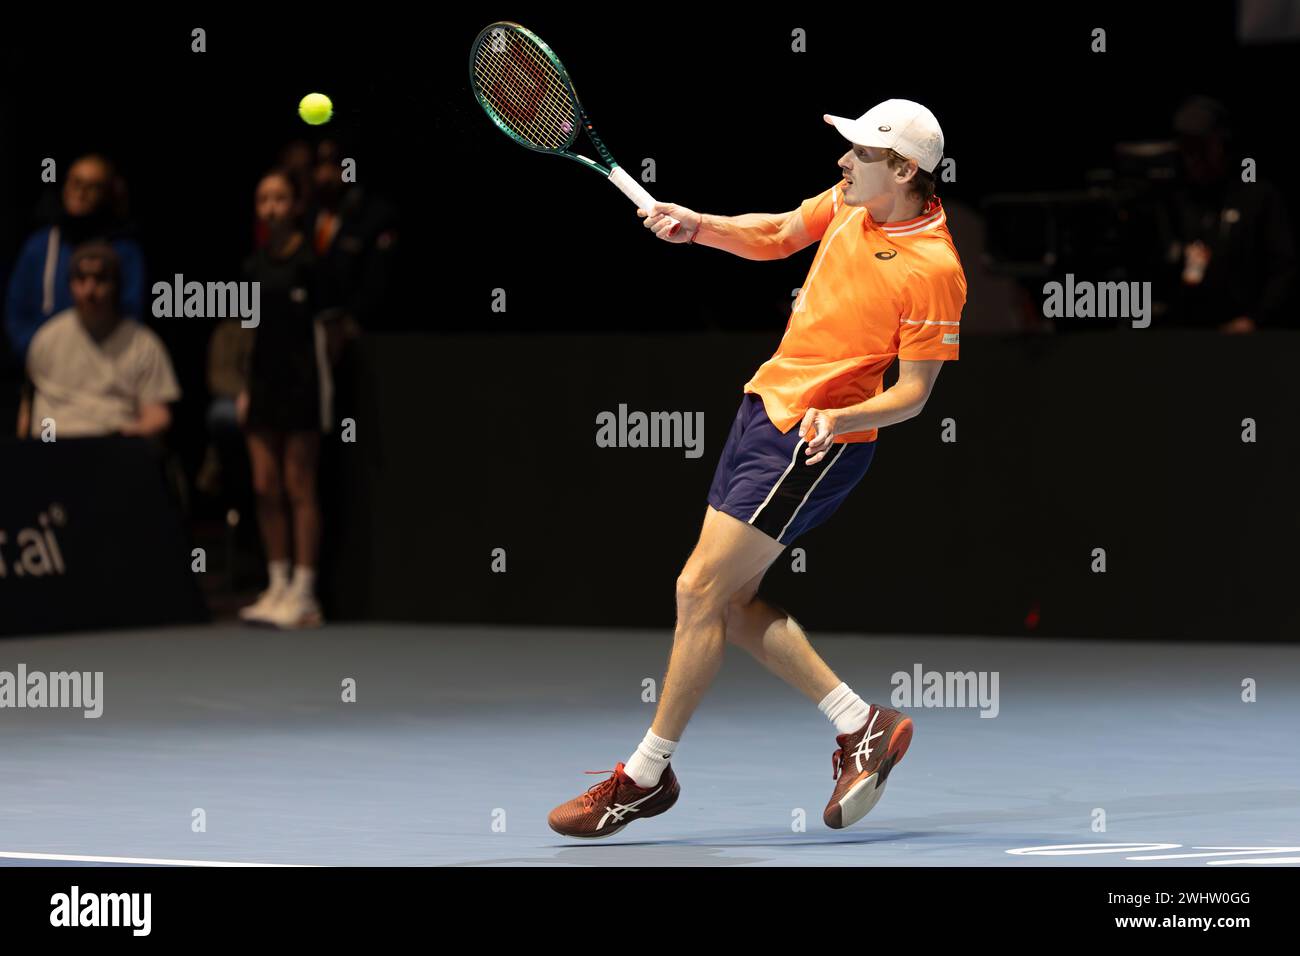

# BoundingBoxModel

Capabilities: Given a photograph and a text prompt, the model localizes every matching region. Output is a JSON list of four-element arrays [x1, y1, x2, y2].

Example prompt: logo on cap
[[878, 125, 891, 132]]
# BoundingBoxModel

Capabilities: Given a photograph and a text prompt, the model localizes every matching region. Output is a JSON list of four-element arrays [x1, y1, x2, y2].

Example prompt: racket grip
[[609, 166, 683, 236]]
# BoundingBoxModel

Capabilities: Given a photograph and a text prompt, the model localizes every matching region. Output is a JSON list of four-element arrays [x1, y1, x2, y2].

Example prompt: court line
[[0, 850, 315, 867], [1209, 857, 1300, 865]]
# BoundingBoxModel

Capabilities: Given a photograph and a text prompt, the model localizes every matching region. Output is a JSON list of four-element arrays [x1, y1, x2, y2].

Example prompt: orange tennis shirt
[[742, 183, 967, 443]]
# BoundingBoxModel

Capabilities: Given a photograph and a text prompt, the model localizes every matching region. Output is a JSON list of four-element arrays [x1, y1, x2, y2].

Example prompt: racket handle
[[609, 166, 683, 237]]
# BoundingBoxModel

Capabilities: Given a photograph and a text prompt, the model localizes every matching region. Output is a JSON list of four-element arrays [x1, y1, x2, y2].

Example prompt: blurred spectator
[[195, 318, 253, 500], [942, 197, 1038, 333], [309, 138, 399, 340], [5, 154, 147, 359], [278, 139, 315, 202], [253, 140, 316, 250], [236, 169, 327, 630], [1168, 96, 1296, 331], [17, 241, 179, 439]]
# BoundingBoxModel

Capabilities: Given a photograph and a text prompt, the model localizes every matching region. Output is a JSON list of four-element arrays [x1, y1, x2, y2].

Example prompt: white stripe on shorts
[[776, 442, 848, 542], [748, 439, 805, 525]]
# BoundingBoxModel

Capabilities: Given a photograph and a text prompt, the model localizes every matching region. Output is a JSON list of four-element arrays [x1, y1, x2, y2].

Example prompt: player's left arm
[[800, 360, 943, 462], [833, 360, 943, 433]]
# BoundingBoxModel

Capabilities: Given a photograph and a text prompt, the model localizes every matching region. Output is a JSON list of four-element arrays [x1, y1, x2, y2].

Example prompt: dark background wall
[[320, 329, 1300, 641]]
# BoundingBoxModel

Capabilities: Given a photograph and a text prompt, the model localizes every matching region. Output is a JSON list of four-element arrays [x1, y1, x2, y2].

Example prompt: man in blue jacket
[[5, 154, 146, 360]]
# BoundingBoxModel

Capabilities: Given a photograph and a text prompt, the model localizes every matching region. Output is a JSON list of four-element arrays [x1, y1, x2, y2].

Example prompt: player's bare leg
[[723, 544, 913, 830], [723, 571, 841, 704], [547, 505, 785, 837], [650, 506, 787, 741]]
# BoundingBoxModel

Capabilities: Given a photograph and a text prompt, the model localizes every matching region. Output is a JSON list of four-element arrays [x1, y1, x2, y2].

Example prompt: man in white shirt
[[18, 241, 180, 439]]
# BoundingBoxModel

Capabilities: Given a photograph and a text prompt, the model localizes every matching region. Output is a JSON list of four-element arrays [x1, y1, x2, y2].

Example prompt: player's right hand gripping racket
[[469, 21, 682, 236]]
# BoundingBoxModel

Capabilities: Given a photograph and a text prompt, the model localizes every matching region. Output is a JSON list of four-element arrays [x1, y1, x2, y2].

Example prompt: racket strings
[[473, 33, 578, 150], [473, 49, 574, 148], [474, 59, 572, 148], [475, 56, 570, 145], [478, 45, 574, 136]]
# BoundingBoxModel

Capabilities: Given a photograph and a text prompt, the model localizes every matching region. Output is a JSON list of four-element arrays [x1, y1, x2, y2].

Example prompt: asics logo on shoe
[[849, 709, 884, 773], [597, 786, 662, 829]]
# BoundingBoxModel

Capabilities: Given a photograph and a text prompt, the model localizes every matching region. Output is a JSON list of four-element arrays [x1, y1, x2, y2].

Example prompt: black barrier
[[318, 330, 1300, 641], [0, 437, 209, 636]]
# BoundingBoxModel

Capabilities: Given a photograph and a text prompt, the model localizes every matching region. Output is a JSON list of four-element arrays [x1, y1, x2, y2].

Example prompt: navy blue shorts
[[707, 392, 876, 546]]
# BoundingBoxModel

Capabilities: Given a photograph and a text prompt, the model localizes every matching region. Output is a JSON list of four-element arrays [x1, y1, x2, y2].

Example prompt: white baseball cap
[[823, 99, 945, 173]]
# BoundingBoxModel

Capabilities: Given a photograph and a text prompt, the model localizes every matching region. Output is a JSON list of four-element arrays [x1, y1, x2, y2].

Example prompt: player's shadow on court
[[635, 827, 935, 848], [448, 830, 937, 865]]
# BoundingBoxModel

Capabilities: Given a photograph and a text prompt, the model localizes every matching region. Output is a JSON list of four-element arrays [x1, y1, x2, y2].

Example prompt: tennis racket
[[469, 21, 682, 236]]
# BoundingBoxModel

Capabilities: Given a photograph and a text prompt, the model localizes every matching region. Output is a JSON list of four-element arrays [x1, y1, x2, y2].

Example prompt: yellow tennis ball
[[298, 92, 333, 126]]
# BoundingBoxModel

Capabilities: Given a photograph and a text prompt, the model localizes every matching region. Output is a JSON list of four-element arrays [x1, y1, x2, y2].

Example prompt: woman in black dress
[[237, 169, 328, 628]]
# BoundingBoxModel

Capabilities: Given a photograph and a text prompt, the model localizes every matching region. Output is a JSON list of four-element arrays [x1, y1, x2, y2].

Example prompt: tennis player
[[548, 100, 966, 838]]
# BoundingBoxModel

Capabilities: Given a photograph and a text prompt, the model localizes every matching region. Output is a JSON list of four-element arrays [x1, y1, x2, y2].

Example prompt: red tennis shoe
[[824, 705, 913, 829], [548, 761, 680, 838]]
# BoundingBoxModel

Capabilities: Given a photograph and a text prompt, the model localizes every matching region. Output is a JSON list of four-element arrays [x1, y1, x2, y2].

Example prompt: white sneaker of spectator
[[266, 588, 324, 630], [239, 582, 290, 624]]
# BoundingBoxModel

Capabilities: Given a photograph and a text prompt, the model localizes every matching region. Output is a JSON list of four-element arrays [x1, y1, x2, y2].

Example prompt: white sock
[[290, 565, 316, 598], [624, 729, 678, 788], [268, 560, 291, 591], [818, 682, 874, 735]]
